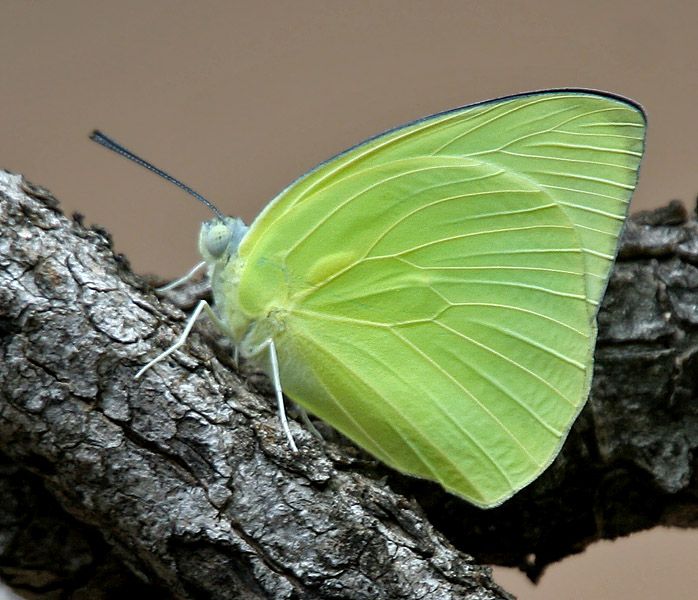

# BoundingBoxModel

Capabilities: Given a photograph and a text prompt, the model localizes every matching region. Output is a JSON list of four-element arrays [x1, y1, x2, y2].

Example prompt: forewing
[[241, 91, 645, 315], [236, 91, 645, 506]]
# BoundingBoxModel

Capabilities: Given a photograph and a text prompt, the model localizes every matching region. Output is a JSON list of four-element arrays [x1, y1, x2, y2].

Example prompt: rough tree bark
[[0, 170, 696, 598]]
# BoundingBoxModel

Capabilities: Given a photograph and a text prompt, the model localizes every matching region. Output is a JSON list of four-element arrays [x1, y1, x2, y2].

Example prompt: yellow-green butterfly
[[92, 90, 646, 508]]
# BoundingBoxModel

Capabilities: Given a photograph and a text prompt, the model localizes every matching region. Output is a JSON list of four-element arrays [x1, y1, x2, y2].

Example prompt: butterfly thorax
[[199, 216, 292, 360]]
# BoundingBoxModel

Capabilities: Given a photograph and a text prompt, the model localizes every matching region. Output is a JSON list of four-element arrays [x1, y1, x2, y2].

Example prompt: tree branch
[[1, 171, 696, 597], [0, 172, 509, 599]]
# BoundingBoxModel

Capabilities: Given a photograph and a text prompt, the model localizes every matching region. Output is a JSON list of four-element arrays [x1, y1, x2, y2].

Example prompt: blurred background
[[2, 2, 696, 598]]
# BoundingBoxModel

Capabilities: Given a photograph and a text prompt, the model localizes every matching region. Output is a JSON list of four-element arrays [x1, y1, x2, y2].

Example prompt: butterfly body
[[187, 91, 645, 507]]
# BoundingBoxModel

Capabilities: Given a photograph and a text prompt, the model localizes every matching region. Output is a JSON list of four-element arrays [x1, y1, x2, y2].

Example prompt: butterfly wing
[[231, 90, 646, 507]]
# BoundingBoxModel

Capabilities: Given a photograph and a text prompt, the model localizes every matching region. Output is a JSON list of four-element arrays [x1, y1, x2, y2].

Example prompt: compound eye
[[205, 222, 232, 258]]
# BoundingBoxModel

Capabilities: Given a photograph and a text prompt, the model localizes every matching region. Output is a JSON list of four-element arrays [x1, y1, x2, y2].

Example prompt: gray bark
[[0, 170, 696, 597]]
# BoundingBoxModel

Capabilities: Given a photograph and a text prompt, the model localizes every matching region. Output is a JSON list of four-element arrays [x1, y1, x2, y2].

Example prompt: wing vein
[[392, 224, 576, 257], [433, 321, 577, 408], [391, 328, 543, 470], [299, 328, 504, 490], [284, 164, 494, 261]]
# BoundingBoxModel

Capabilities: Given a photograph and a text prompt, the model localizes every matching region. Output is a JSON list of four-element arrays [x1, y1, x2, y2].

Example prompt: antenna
[[90, 130, 226, 220]]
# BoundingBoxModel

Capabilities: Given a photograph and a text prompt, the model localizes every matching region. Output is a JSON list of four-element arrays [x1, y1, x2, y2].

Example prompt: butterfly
[[93, 90, 646, 507]]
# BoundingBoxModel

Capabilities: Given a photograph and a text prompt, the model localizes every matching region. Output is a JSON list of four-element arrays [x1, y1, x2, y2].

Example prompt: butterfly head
[[199, 217, 249, 265]]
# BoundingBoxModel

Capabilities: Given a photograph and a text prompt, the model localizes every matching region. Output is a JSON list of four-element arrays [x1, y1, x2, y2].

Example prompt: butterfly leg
[[155, 261, 207, 293], [135, 299, 223, 379], [298, 407, 324, 441], [247, 338, 298, 453]]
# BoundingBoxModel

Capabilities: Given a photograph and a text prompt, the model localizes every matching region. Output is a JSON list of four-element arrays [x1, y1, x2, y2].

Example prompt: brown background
[[2, 2, 696, 598]]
